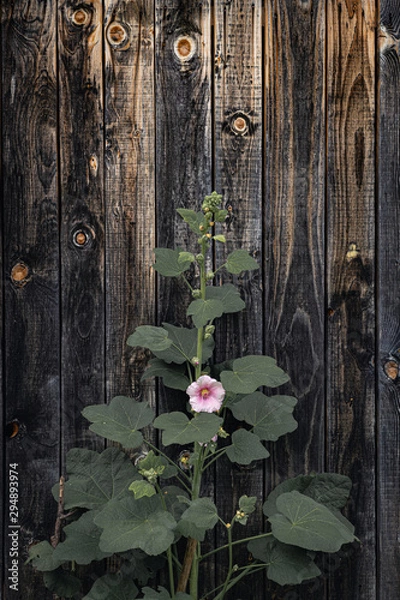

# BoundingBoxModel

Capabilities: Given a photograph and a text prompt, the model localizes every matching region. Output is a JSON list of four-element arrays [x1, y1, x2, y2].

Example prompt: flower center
[[200, 388, 210, 398]]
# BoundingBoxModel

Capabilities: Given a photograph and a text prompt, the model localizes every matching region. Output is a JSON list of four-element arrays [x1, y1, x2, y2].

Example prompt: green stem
[[219, 522, 234, 599], [199, 532, 273, 562], [202, 447, 227, 472], [201, 564, 266, 600], [156, 482, 175, 598]]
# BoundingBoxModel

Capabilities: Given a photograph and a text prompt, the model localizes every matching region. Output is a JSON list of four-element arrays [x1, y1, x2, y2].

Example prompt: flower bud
[[205, 325, 215, 335], [206, 271, 214, 280], [192, 289, 202, 299], [191, 356, 200, 366], [196, 253, 204, 262]]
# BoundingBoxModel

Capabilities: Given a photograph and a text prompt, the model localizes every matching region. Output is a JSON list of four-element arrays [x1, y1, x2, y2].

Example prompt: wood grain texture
[[1, 2, 59, 598], [104, 0, 156, 409], [213, 2, 264, 598], [155, 0, 212, 592], [378, 6, 400, 597], [263, 1, 326, 597], [58, 0, 105, 454], [327, 0, 376, 597]]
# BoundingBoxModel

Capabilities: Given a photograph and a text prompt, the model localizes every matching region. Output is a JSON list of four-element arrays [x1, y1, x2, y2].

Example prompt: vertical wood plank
[[58, 0, 105, 453], [327, 0, 376, 597], [264, 0, 326, 596], [1, 2, 59, 598], [104, 0, 156, 406], [378, 2, 400, 596], [213, 2, 264, 598], [155, 0, 212, 592]]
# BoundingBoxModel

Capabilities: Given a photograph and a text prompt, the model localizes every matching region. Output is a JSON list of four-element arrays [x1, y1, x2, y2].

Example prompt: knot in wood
[[107, 22, 130, 49], [174, 35, 196, 61], [71, 8, 91, 27], [72, 225, 95, 248], [228, 111, 251, 136], [6, 420, 19, 439], [11, 262, 30, 286], [384, 360, 399, 381], [89, 155, 98, 174]]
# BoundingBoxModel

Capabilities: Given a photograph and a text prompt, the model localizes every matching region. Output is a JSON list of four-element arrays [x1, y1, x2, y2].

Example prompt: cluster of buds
[[202, 191, 228, 224]]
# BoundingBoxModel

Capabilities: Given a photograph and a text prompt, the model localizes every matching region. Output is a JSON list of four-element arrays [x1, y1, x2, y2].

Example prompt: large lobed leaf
[[263, 472, 353, 517], [205, 283, 245, 313], [187, 298, 224, 328], [154, 412, 223, 446], [225, 249, 259, 274], [53, 511, 112, 565], [141, 358, 190, 391], [142, 586, 192, 600], [231, 392, 298, 441], [225, 429, 269, 464], [152, 247, 193, 277], [26, 541, 64, 572], [54, 447, 140, 510], [95, 495, 177, 556], [82, 397, 155, 448], [154, 323, 214, 365], [83, 573, 139, 600], [220, 355, 290, 394], [269, 491, 355, 553], [248, 537, 321, 586]]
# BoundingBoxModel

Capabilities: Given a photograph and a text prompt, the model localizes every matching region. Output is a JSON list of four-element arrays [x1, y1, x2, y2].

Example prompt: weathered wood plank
[[378, 5, 400, 597], [1, 2, 59, 598], [264, 0, 326, 596], [326, 0, 376, 597], [104, 0, 156, 407], [155, 0, 212, 592], [213, 1, 264, 598], [58, 0, 105, 454]]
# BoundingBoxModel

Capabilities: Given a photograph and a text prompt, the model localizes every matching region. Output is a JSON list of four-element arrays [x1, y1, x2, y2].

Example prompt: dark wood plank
[[378, 5, 400, 597], [326, 0, 376, 597], [58, 0, 105, 454], [155, 0, 212, 593], [264, 0, 326, 597], [104, 0, 156, 407], [1, 2, 59, 598], [213, 2, 264, 598]]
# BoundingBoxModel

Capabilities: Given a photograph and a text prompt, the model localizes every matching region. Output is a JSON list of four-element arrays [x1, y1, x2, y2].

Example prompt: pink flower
[[186, 375, 225, 413]]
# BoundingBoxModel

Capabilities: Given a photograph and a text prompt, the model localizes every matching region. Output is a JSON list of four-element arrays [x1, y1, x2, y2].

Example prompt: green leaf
[[154, 412, 223, 446], [154, 323, 214, 365], [220, 355, 290, 394], [225, 429, 269, 464], [231, 392, 298, 441], [177, 519, 209, 542], [187, 298, 224, 327], [53, 511, 112, 565], [54, 447, 139, 510], [142, 586, 192, 600], [43, 569, 81, 597], [153, 247, 193, 276], [178, 251, 196, 265], [26, 541, 64, 572], [177, 209, 208, 234], [239, 495, 257, 515], [263, 473, 352, 517], [213, 234, 226, 243], [226, 249, 259, 274], [141, 358, 190, 391], [129, 480, 156, 499], [248, 537, 321, 585], [95, 495, 177, 555], [82, 397, 154, 448], [127, 326, 172, 352], [83, 573, 139, 600], [269, 491, 355, 552], [136, 450, 177, 482], [181, 498, 219, 529], [205, 284, 245, 313]]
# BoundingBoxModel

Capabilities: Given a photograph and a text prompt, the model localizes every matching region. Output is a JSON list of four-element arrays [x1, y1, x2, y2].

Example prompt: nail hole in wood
[[71, 8, 91, 27], [107, 22, 130, 49], [11, 263, 30, 286], [174, 36, 196, 61], [6, 421, 19, 439]]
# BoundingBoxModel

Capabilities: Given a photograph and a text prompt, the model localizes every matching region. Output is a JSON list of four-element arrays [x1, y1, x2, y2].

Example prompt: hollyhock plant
[[187, 375, 225, 413], [29, 192, 357, 600]]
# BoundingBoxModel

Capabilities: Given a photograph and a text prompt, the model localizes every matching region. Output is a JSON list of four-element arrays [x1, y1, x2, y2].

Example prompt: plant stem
[[219, 522, 234, 599], [201, 564, 266, 600], [145, 441, 192, 487], [199, 531, 273, 561], [157, 483, 175, 598], [202, 447, 227, 472]]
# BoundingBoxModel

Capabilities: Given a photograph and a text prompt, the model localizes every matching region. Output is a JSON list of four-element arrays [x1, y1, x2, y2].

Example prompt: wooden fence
[[1, 0, 399, 598]]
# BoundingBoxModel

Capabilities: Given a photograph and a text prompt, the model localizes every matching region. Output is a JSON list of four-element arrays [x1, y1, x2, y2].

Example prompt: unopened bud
[[191, 357, 200, 366], [205, 325, 215, 335], [206, 271, 214, 280], [192, 289, 202, 299]]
